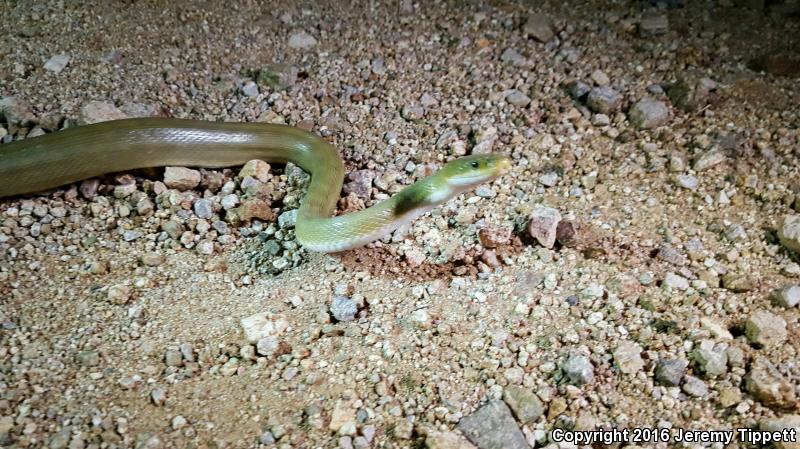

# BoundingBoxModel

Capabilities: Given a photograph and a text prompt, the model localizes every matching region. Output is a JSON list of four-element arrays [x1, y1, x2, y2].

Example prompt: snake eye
[[470, 161, 479, 169]]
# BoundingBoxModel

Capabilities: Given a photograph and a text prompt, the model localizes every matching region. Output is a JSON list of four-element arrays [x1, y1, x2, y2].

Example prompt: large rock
[[457, 400, 528, 449]]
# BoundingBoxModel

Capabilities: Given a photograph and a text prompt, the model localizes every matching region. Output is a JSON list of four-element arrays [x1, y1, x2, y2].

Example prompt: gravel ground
[[1, 1, 800, 448]]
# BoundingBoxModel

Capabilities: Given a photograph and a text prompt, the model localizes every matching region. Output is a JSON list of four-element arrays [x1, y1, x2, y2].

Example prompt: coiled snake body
[[0, 118, 510, 252]]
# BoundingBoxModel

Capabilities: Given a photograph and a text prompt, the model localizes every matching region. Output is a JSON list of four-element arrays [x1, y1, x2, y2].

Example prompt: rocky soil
[[1, 0, 800, 448]]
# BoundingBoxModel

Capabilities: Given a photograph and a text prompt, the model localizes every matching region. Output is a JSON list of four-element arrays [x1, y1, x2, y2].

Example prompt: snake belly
[[0, 118, 504, 252]]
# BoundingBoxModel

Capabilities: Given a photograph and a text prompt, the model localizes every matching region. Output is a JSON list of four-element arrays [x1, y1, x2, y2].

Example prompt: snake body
[[0, 118, 510, 252]]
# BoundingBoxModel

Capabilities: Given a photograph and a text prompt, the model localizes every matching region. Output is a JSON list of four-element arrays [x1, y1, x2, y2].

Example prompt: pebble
[[278, 209, 298, 229], [288, 31, 318, 49], [257, 64, 298, 90], [43, 54, 71, 73], [654, 359, 688, 386], [343, 170, 376, 199], [771, 284, 800, 308], [613, 341, 644, 374], [562, 354, 594, 385], [502, 386, 544, 424], [586, 87, 623, 114], [331, 296, 358, 321], [164, 167, 201, 190], [628, 99, 670, 129], [457, 400, 528, 449], [778, 215, 800, 254], [538, 172, 559, 187], [522, 14, 555, 42], [472, 126, 497, 154], [682, 376, 708, 397], [745, 310, 787, 348], [221, 194, 240, 210], [528, 206, 561, 249], [107, 284, 131, 304], [566, 80, 591, 100]]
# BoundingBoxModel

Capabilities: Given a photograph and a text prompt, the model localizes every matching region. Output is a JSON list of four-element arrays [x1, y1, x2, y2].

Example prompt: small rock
[[562, 354, 594, 385], [528, 206, 561, 249], [43, 54, 71, 73], [745, 310, 788, 348], [78, 101, 128, 125], [692, 340, 728, 377], [682, 375, 708, 397], [538, 172, 559, 187], [256, 336, 280, 357], [329, 401, 356, 434], [586, 87, 623, 114], [107, 284, 131, 304], [722, 273, 756, 292], [654, 359, 688, 386], [288, 31, 317, 49], [171, 415, 187, 430], [457, 400, 528, 449], [667, 74, 717, 112], [0, 96, 35, 126], [565, 80, 591, 100], [194, 199, 213, 219], [502, 386, 545, 424], [760, 415, 800, 449], [141, 253, 165, 267], [164, 349, 182, 367], [472, 126, 498, 154], [76, 350, 100, 367], [613, 341, 644, 374], [331, 296, 358, 321], [219, 358, 239, 376], [240, 313, 288, 343], [343, 170, 376, 199], [590, 70, 610, 86], [523, 14, 555, 42], [771, 285, 800, 308], [257, 64, 298, 90], [478, 226, 511, 248], [639, 11, 669, 35], [746, 359, 797, 408], [628, 99, 670, 129], [505, 89, 531, 107], [241, 81, 259, 97], [409, 309, 431, 329], [718, 387, 742, 407], [673, 174, 698, 190], [402, 104, 424, 120], [163, 167, 201, 190], [778, 215, 800, 254], [500, 48, 526, 66], [664, 272, 689, 290], [150, 388, 166, 406], [425, 431, 476, 449]]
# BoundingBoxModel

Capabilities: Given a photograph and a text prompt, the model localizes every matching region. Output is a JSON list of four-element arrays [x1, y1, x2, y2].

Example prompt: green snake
[[0, 118, 510, 252]]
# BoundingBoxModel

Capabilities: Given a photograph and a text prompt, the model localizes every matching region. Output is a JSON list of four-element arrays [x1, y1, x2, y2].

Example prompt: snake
[[0, 118, 510, 252]]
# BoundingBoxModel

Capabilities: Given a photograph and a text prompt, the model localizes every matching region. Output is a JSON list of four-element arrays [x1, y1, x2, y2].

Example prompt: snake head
[[439, 154, 512, 188]]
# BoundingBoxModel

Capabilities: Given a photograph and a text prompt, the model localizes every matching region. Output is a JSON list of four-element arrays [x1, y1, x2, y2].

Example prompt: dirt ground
[[1, 1, 799, 448]]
